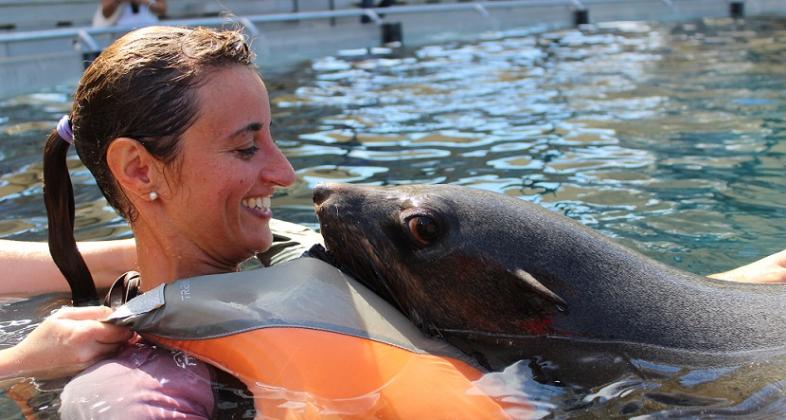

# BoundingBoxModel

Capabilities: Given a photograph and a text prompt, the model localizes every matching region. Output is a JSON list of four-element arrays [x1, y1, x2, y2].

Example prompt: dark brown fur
[[314, 183, 786, 374]]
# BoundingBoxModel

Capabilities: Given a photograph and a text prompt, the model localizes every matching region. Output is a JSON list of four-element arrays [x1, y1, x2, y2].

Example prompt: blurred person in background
[[93, 0, 166, 28]]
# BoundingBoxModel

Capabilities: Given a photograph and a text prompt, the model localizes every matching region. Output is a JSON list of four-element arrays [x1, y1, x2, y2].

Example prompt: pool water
[[2, 16, 786, 418]]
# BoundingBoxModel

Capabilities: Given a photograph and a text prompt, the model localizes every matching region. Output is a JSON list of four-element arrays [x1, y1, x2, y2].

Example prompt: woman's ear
[[106, 138, 161, 201]]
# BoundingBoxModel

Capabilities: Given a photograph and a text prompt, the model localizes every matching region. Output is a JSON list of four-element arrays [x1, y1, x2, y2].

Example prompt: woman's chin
[[250, 232, 274, 254]]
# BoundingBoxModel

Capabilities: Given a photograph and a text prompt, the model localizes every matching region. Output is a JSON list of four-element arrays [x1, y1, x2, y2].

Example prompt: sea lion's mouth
[[304, 243, 367, 282], [303, 243, 336, 265], [304, 243, 386, 302]]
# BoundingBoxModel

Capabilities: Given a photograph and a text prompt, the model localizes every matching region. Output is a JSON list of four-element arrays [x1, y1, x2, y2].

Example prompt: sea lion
[[312, 183, 786, 382]]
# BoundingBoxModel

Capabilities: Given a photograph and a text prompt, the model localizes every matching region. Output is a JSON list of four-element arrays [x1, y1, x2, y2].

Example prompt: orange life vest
[[109, 258, 531, 418]]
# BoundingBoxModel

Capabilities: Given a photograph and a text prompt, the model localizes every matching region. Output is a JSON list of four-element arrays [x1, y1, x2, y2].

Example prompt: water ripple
[[4, 16, 786, 418]]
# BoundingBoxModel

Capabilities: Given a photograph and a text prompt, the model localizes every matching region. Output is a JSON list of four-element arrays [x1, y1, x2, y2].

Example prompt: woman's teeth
[[242, 197, 271, 211]]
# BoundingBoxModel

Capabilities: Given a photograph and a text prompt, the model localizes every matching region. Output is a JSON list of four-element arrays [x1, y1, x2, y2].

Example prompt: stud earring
[[148, 191, 158, 201]]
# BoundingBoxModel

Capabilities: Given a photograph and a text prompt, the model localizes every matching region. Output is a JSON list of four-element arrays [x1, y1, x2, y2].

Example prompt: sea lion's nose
[[312, 184, 336, 206]]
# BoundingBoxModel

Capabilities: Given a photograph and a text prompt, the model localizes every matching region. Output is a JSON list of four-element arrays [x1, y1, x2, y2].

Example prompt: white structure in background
[[0, 0, 785, 98]]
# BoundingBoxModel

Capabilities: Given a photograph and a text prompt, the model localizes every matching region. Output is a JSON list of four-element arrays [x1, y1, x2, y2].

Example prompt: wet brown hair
[[43, 26, 254, 305]]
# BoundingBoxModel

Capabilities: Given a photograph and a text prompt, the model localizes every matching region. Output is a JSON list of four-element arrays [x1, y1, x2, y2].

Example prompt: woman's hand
[[0, 306, 134, 380], [709, 249, 786, 284]]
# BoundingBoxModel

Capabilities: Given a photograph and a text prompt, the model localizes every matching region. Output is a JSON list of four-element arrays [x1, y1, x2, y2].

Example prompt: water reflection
[[2, 16, 786, 419], [275, 20, 786, 415]]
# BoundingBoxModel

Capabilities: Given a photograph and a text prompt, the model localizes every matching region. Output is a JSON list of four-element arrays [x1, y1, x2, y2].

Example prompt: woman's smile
[[241, 196, 273, 219]]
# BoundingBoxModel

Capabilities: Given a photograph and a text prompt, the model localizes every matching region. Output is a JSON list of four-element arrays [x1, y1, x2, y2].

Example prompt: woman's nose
[[262, 143, 297, 188]]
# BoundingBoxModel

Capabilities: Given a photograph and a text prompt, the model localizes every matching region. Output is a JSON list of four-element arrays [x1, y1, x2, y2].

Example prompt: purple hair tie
[[56, 115, 74, 144]]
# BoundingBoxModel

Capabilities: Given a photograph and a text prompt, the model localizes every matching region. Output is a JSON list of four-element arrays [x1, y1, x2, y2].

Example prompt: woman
[[41, 26, 294, 418]]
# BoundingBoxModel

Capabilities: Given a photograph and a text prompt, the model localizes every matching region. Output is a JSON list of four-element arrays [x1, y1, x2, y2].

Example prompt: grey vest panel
[[108, 258, 465, 359]]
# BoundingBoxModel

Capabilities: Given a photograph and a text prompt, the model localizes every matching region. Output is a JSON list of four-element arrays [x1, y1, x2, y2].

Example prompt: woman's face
[[159, 65, 296, 269]]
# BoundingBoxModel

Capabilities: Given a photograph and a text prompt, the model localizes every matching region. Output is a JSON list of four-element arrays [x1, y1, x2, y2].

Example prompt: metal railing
[[2, 0, 780, 99], [0, 0, 596, 56]]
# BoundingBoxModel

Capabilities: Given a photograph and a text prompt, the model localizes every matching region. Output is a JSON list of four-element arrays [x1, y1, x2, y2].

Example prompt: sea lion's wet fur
[[314, 183, 786, 374]]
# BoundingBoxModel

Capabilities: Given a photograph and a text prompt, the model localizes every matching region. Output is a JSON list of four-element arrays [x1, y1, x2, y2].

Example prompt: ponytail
[[42, 129, 98, 306]]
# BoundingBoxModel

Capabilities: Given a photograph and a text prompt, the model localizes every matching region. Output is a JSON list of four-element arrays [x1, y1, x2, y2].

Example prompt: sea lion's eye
[[406, 215, 440, 246]]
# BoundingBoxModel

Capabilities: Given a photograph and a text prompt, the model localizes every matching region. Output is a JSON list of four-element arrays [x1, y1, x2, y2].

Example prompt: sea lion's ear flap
[[510, 268, 567, 311]]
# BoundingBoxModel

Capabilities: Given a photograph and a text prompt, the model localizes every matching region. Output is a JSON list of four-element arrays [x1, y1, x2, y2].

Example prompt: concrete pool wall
[[1, 0, 785, 99]]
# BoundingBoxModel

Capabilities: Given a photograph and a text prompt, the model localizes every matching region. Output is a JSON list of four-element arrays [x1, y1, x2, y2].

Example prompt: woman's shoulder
[[59, 344, 215, 419]]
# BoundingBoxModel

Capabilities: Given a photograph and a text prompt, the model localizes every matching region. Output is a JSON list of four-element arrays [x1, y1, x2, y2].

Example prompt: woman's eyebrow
[[226, 122, 264, 140]]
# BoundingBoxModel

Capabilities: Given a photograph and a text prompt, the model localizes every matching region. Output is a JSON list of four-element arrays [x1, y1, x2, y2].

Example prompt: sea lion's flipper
[[510, 268, 567, 310]]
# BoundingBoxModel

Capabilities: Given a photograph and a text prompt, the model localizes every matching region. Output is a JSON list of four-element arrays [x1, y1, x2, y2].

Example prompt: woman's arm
[[0, 238, 137, 295], [0, 306, 134, 380], [709, 248, 786, 284], [100, 0, 122, 18]]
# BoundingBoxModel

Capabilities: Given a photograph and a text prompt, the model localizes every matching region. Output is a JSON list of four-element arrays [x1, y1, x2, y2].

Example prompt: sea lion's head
[[313, 183, 566, 337]]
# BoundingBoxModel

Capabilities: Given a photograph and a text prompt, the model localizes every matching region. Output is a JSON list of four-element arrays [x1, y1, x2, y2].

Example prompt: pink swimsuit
[[59, 344, 215, 419]]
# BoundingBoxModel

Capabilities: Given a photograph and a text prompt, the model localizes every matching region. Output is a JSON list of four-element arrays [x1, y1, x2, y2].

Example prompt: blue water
[[273, 18, 786, 277], [2, 16, 786, 418]]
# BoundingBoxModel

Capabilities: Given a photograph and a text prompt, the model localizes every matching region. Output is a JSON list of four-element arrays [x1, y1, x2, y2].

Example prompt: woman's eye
[[236, 145, 259, 159]]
